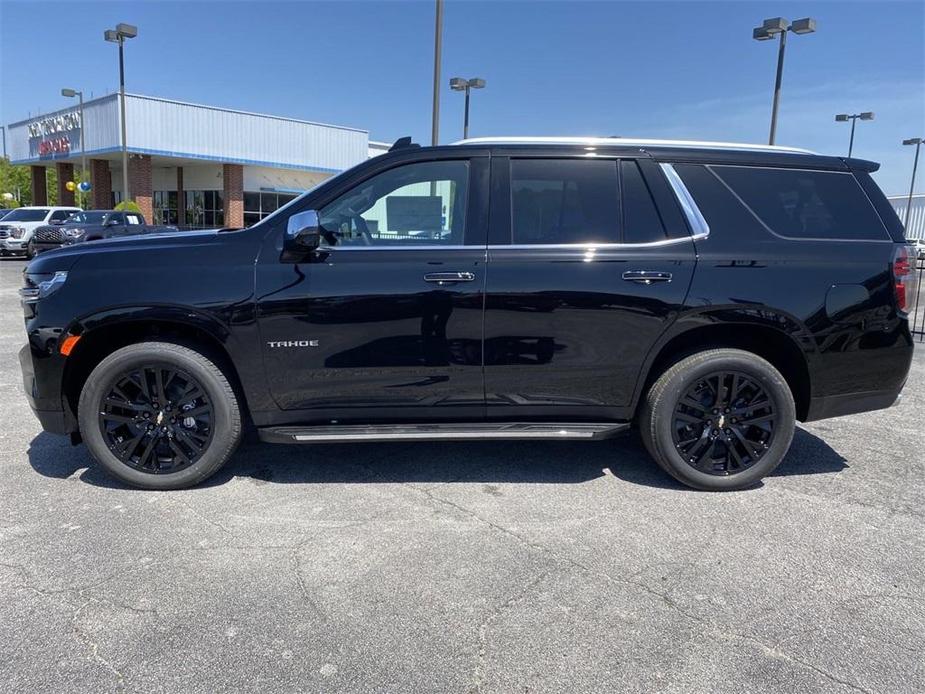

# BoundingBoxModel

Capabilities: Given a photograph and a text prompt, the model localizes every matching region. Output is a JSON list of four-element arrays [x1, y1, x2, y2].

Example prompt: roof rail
[[390, 136, 421, 152], [452, 136, 816, 155]]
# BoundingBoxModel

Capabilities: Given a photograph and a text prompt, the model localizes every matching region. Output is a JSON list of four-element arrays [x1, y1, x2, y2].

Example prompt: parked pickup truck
[[30, 210, 178, 255]]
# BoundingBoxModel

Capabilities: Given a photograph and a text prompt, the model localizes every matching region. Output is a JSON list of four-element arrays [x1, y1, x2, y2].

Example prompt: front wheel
[[78, 342, 242, 489], [639, 349, 795, 491], [25, 242, 35, 259]]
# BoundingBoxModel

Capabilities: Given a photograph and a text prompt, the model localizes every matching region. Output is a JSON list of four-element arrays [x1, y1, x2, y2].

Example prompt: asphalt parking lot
[[1, 256, 922, 694]]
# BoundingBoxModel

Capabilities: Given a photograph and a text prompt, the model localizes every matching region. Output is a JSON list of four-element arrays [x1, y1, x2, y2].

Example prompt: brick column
[[55, 162, 75, 206], [90, 159, 112, 209], [30, 166, 47, 206], [129, 154, 153, 221], [176, 167, 184, 226], [223, 164, 244, 228]]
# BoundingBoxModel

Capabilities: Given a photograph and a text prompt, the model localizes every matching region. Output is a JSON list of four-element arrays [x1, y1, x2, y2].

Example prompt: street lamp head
[[468, 78, 486, 89], [752, 27, 773, 41], [790, 17, 817, 35], [835, 114, 849, 122], [904, 138, 924, 146], [761, 17, 789, 35], [61, 88, 77, 98], [116, 23, 138, 39], [104, 29, 119, 42], [449, 77, 467, 91], [859, 112, 874, 121]]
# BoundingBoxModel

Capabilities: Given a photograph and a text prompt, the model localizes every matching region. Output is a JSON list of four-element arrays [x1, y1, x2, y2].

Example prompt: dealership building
[[5, 93, 384, 227]]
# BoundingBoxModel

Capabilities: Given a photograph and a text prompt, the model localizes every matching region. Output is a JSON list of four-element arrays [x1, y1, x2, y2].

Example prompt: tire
[[26, 241, 35, 259], [78, 341, 242, 490], [639, 349, 795, 491]]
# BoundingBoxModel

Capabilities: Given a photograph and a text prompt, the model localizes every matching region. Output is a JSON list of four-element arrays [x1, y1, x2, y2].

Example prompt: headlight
[[64, 228, 84, 238], [19, 271, 68, 303], [10, 227, 25, 239]]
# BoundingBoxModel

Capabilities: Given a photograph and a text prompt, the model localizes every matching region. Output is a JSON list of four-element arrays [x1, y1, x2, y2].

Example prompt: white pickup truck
[[0, 206, 82, 259]]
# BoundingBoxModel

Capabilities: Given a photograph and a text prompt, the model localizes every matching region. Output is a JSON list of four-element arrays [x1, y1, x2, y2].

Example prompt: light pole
[[105, 22, 137, 204], [903, 137, 923, 230], [835, 112, 874, 158], [61, 88, 86, 206], [0, 125, 6, 159], [449, 77, 486, 139], [431, 0, 444, 146], [753, 16, 816, 145]]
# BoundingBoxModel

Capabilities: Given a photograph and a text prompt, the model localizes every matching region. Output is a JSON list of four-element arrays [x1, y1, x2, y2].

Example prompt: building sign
[[27, 111, 81, 138], [38, 138, 71, 156]]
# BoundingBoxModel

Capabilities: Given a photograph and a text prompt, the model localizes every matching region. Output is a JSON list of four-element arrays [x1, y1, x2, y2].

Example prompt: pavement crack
[[468, 566, 558, 694], [416, 484, 875, 694], [71, 594, 126, 689]]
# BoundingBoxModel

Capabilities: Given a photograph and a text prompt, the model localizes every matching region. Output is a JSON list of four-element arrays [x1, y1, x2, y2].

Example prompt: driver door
[[256, 154, 489, 421]]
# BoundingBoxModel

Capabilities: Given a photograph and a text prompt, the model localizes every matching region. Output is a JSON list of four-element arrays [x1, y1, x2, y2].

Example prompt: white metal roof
[[453, 136, 816, 155]]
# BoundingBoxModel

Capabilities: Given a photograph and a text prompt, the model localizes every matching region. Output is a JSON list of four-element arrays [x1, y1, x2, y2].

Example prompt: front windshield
[[3, 208, 50, 222], [65, 211, 108, 225]]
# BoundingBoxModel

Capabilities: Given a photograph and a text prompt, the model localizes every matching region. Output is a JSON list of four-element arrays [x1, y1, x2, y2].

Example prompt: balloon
[[78, 181, 92, 192], [65, 181, 76, 192]]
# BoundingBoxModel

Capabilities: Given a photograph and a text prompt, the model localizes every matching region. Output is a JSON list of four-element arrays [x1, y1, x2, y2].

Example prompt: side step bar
[[257, 422, 630, 444]]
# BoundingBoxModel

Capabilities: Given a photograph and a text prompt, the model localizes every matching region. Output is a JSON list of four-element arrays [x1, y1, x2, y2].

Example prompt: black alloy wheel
[[639, 348, 796, 491], [98, 364, 215, 474], [671, 370, 776, 476]]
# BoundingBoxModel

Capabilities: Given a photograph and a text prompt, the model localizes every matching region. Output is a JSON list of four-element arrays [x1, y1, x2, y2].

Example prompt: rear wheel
[[639, 349, 795, 491], [78, 342, 242, 489]]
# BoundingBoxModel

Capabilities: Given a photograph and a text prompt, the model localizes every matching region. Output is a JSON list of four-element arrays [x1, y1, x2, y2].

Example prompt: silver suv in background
[[0, 206, 82, 259]]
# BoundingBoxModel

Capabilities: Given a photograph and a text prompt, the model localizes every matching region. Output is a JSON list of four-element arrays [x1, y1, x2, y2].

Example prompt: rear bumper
[[805, 388, 903, 422]]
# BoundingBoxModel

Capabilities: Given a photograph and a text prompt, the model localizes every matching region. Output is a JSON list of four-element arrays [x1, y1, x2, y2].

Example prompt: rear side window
[[621, 160, 667, 243], [510, 159, 619, 244], [712, 166, 889, 241]]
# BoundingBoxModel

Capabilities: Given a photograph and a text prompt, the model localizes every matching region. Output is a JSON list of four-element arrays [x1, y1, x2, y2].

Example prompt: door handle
[[622, 270, 672, 285], [424, 271, 476, 285]]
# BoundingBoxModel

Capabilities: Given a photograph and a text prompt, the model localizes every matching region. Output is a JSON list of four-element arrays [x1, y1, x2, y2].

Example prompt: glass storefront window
[[184, 190, 223, 228], [243, 191, 299, 226]]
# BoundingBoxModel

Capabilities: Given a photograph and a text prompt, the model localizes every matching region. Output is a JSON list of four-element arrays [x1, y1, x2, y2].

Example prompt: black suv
[[19, 138, 916, 491]]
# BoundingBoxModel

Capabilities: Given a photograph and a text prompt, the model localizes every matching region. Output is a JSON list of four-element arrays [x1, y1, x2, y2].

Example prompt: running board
[[257, 422, 630, 444]]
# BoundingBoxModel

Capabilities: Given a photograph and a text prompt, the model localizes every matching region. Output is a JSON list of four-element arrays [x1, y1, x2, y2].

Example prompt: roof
[[453, 136, 816, 155]]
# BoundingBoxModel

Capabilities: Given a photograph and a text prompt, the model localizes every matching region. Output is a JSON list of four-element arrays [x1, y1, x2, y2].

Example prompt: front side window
[[712, 166, 889, 241], [510, 159, 619, 244], [67, 211, 107, 225], [319, 160, 469, 246]]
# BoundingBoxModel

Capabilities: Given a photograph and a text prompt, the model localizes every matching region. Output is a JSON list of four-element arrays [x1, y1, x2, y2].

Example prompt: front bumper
[[1, 238, 27, 253], [19, 343, 72, 435]]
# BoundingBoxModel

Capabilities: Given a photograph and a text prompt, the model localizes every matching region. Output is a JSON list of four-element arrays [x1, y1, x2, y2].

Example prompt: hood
[[27, 227, 232, 271]]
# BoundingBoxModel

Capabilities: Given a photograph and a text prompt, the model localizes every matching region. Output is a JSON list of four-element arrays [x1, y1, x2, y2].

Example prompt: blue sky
[[1, 0, 922, 194]]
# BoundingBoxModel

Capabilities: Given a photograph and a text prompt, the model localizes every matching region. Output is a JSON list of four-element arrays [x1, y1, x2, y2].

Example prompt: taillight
[[892, 244, 920, 315]]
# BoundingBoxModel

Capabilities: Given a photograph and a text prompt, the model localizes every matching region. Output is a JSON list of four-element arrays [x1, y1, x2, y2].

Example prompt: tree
[[0, 157, 31, 207]]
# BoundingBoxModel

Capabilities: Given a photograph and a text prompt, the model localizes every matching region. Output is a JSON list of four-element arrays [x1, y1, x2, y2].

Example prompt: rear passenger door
[[483, 155, 697, 419]]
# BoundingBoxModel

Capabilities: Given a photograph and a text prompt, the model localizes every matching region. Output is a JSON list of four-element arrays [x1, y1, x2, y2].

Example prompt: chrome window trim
[[487, 237, 696, 251], [318, 244, 475, 251], [659, 163, 710, 240]]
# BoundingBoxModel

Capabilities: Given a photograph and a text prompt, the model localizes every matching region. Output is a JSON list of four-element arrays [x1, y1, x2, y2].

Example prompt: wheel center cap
[[156, 411, 165, 426], [717, 414, 726, 428]]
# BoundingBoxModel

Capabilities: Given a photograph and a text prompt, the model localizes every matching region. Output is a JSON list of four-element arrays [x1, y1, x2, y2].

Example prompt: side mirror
[[286, 209, 322, 250]]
